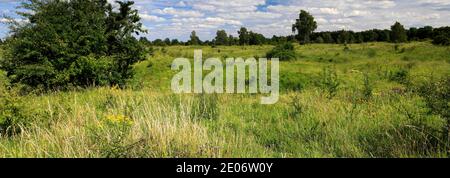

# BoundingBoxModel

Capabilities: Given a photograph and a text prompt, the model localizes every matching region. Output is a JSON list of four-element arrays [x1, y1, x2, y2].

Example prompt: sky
[[1, 0, 449, 41]]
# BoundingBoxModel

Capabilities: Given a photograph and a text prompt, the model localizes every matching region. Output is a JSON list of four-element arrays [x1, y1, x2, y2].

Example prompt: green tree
[[189, 31, 201, 45], [164, 38, 171, 45], [238, 27, 250, 45], [249, 31, 266, 45], [390, 22, 408, 43], [292, 10, 317, 44], [171, 39, 180, 45], [214, 30, 229, 46], [0, 0, 147, 89]]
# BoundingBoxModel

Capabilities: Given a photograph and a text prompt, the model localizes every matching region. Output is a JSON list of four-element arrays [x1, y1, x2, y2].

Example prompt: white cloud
[[1, 0, 449, 40], [139, 14, 166, 22], [153, 7, 204, 18]]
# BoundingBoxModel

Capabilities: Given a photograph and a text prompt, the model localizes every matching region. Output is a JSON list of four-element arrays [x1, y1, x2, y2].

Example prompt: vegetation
[[266, 43, 297, 61], [292, 10, 317, 44], [0, 0, 147, 90], [1, 42, 450, 158], [0, 4, 449, 158]]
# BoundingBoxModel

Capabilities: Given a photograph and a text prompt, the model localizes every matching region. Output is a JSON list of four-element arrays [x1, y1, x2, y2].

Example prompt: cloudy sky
[[1, 0, 449, 41]]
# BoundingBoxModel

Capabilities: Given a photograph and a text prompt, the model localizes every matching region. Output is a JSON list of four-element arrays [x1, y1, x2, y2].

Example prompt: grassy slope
[[0, 42, 449, 158]]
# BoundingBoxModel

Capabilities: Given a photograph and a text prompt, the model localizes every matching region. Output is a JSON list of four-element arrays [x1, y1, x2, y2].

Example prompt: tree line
[[142, 10, 449, 46]]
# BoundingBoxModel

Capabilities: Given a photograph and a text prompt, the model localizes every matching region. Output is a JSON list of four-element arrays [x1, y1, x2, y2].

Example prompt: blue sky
[[1, 0, 450, 41]]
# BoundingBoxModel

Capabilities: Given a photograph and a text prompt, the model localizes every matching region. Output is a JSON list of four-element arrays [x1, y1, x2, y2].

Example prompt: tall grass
[[0, 42, 449, 158]]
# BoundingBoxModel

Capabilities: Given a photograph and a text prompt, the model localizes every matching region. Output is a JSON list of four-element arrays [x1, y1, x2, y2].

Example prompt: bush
[[0, 90, 27, 136], [318, 66, 340, 99], [362, 73, 373, 101], [388, 67, 410, 85], [266, 43, 297, 61], [416, 76, 450, 142], [432, 35, 450, 46], [0, 0, 147, 90]]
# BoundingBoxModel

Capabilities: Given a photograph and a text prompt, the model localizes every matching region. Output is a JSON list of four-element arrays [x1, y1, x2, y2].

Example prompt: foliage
[[266, 43, 297, 61], [189, 31, 201, 45], [215, 30, 229, 46], [292, 10, 317, 44], [238, 27, 250, 45], [416, 76, 450, 140], [0, 0, 147, 90], [391, 22, 408, 43], [318, 66, 340, 99]]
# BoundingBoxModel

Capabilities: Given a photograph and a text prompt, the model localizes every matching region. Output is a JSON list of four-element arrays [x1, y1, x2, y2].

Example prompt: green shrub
[[318, 66, 340, 99], [266, 43, 297, 61], [432, 35, 450, 46], [0, 91, 27, 136], [416, 76, 450, 142], [388, 67, 410, 85], [288, 94, 304, 119], [362, 73, 373, 101]]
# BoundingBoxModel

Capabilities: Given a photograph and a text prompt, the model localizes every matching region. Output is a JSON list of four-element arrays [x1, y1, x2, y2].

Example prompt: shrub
[[318, 66, 340, 99], [0, 90, 27, 136], [432, 35, 450, 46], [0, 0, 147, 90], [288, 94, 304, 119], [388, 67, 410, 85], [416, 76, 450, 142], [362, 73, 373, 101], [266, 43, 297, 61]]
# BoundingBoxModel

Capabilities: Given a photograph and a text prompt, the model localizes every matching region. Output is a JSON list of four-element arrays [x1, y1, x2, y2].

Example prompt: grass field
[[1, 42, 449, 158]]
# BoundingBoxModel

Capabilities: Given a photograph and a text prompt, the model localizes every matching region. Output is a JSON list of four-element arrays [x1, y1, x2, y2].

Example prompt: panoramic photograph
[[0, 0, 449, 162]]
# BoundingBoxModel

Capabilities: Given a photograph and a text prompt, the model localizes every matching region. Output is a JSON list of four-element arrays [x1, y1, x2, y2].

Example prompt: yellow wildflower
[[105, 114, 133, 125]]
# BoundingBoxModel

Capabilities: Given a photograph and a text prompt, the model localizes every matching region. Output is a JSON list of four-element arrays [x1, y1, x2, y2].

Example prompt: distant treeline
[[140, 25, 450, 46], [140, 10, 449, 47]]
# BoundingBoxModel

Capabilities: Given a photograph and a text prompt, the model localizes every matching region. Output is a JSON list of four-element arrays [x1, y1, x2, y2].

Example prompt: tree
[[164, 38, 171, 45], [249, 31, 266, 45], [337, 30, 350, 44], [189, 31, 201, 45], [214, 30, 229, 46], [0, 0, 147, 89], [417, 26, 433, 40], [322, 32, 334, 43], [238, 27, 250, 45], [432, 27, 450, 46], [292, 10, 317, 44], [171, 39, 180, 45], [390, 22, 408, 43], [228, 35, 237, 45], [139, 37, 151, 45]]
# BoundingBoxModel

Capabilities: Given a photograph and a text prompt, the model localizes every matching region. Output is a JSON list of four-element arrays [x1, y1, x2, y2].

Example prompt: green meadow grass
[[0, 42, 449, 158]]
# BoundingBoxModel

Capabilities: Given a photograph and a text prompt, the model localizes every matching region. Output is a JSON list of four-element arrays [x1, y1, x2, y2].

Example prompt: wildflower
[[105, 114, 133, 125]]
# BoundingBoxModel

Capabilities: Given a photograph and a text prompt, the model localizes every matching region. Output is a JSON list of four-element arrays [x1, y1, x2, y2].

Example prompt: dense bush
[[266, 43, 297, 61], [416, 76, 450, 141], [0, 0, 147, 90], [318, 66, 340, 99], [432, 27, 450, 46], [432, 35, 450, 46]]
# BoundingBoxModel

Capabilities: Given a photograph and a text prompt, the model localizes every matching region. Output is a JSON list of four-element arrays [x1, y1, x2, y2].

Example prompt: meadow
[[0, 42, 449, 158]]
